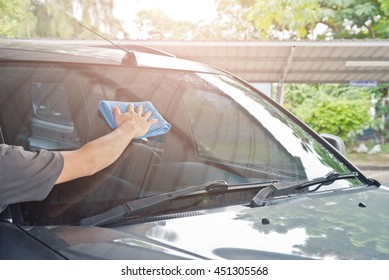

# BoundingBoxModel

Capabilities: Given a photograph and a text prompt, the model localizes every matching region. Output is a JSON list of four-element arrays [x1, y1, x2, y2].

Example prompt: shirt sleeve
[[0, 144, 64, 207]]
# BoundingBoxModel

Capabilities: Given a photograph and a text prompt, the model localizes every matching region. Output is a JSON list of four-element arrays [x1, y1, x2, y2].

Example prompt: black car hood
[[24, 186, 389, 260]]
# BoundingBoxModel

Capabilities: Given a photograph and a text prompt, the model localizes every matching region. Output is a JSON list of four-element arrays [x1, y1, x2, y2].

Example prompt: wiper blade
[[80, 179, 277, 226], [80, 180, 229, 226], [250, 171, 360, 207]]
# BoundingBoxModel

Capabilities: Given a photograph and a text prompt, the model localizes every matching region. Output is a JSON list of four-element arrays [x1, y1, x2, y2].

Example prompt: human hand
[[113, 104, 158, 138]]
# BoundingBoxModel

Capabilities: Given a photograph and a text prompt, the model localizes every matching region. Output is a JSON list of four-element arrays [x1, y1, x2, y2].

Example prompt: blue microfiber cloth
[[99, 100, 171, 139]]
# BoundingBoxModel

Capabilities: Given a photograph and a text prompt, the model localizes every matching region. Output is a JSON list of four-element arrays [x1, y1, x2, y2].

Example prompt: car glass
[[0, 62, 362, 225]]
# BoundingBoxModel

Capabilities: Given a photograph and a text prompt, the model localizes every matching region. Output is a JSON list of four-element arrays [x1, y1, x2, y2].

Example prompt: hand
[[113, 104, 158, 138]]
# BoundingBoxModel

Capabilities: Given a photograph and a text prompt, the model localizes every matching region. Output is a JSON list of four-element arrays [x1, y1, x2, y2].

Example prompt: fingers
[[127, 104, 144, 115], [139, 108, 158, 125], [112, 106, 121, 117], [112, 104, 159, 137], [144, 111, 159, 125], [127, 103, 135, 113], [142, 110, 158, 125], [117, 103, 158, 123], [127, 103, 142, 114], [135, 104, 143, 114], [142, 110, 152, 119], [128, 104, 156, 121], [149, 118, 159, 125]]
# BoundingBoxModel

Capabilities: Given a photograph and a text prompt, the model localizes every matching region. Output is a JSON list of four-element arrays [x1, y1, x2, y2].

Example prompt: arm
[[55, 104, 157, 184]]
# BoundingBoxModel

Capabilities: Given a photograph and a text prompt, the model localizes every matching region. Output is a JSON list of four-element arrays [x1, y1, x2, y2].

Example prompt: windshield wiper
[[80, 179, 277, 226], [250, 171, 361, 207]]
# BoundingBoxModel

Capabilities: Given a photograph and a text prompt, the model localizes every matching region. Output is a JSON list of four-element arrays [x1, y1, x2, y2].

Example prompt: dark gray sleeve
[[0, 145, 64, 207]]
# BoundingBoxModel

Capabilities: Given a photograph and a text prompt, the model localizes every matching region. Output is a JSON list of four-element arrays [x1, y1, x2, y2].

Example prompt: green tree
[[134, 8, 239, 40], [284, 84, 373, 141], [133, 0, 388, 40], [240, 0, 321, 39], [0, 0, 125, 39], [212, 0, 258, 40], [135, 9, 199, 40], [32, 0, 79, 38], [0, 0, 36, 37], [370, 85, 389, 142], [133, 0, 258, 40], [321, 0, 389, 39], [237, 0, 389, 40]]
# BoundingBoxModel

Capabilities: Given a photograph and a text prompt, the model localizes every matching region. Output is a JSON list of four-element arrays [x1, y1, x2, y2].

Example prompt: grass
[[346, 143, 389, 167], [381, 143, 389, 153]]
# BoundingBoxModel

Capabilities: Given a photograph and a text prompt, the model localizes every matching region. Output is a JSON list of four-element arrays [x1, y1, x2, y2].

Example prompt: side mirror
[[320, 134, 347, 156]]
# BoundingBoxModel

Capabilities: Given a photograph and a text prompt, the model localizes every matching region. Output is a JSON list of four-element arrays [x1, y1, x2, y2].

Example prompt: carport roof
[[126, 40, 389, 84]]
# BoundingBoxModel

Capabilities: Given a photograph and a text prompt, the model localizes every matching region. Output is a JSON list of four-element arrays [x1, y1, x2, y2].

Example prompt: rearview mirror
[[320, 134, 346, 156]]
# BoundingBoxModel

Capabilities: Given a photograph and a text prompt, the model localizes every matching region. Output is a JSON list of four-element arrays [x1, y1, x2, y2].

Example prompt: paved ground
[[347, 152, 389, 185], [360, 169, 389, 186]]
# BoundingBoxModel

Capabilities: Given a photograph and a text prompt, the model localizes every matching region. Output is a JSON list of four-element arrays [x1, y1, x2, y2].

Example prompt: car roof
[[0, 39, 226, 75]]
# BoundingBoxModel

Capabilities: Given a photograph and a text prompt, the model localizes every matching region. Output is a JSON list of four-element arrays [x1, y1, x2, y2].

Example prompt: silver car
[[0, 39, 387, 260]]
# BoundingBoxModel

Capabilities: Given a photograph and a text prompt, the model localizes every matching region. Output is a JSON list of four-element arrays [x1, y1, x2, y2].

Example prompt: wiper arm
[[80, 179, 277, 226], [250, 171, 360, 207], [81, 180, 229, 226]]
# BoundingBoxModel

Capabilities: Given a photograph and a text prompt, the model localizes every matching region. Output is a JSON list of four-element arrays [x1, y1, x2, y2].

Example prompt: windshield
[[0, 62, 362, 225]]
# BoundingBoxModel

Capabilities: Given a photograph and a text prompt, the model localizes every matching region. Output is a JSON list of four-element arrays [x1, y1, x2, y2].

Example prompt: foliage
[[135, 9, 207, 40], [134, 1, 256, 40], [371, 85, 389, 141], [130, 0, 389, 40], [0, 0, 36, 37], [303, 99, 370, 140], [283, 84, 372, 141], [320, 0, 389, 39], [241, 0, 322, 40], [237, 0, 389, 40], [2, 0, 388, 40], [0, 0, 125, 39], [212, 0, 258, 40]]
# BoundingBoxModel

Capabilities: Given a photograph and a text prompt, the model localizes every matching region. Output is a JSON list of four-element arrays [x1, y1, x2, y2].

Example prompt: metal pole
[[276, 45, 296, 104]]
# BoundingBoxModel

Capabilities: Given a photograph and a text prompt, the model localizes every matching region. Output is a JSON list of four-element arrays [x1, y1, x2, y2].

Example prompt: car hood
[[24, 186, 389, 260]]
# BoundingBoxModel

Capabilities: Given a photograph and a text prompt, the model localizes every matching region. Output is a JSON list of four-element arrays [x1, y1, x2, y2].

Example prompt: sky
[[114, 0, 217, 39]]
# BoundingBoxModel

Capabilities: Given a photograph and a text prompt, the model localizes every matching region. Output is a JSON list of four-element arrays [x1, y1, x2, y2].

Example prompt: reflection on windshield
[[4, 63, 359, 225], [198, 74, 349, 179]]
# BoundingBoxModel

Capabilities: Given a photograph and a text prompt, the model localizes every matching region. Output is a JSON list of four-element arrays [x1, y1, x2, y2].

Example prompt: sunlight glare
[[115, 0, 216, 23], [114, 0, 216, 39]]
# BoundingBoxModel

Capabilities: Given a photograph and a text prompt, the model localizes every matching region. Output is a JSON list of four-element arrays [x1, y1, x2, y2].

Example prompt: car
[[0, 39, 387, 260]]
